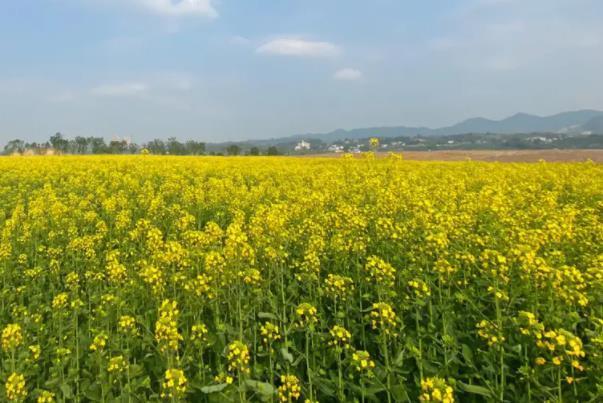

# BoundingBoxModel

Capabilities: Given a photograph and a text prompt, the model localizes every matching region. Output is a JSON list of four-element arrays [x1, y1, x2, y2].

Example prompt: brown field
[[304, 149, 603, 162]]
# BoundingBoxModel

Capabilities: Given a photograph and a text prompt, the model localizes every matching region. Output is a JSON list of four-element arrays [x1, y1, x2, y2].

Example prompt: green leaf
[[281, 347, 294, 363], [393, 350, 405, 367], [258, 312, 279, 321], [60, 383, 74, 399], [461, 344, 474, 366], [200, 383, 229, 394], [245, 380, 276, 398], [458, 381, 493, 398]]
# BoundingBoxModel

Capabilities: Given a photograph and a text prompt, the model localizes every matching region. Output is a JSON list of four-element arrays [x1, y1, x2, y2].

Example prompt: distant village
[[286, 132, 603, 155], [3, 131, 602, 156]]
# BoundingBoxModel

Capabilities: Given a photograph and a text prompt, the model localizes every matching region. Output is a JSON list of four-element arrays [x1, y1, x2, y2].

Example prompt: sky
[[0, 0, 602, 143]]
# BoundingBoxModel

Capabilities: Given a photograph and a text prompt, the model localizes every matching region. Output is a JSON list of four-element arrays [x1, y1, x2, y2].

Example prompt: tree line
[[3, 133, 280, 156]]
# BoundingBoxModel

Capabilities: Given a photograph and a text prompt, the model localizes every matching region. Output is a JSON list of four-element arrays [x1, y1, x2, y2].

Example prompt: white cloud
[[257, 38, 340, 57], [91, 82, 148, 97], [333, 68, 363, 81], [133, 0, 217, 18], [229, 35, 252, 46]]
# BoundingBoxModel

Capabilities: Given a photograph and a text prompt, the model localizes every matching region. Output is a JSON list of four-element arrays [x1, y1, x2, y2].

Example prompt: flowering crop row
[[0, 155, 602, 402]]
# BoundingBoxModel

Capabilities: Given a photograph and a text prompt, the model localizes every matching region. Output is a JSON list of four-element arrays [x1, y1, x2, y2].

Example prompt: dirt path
[[302, 149, 603, 162]]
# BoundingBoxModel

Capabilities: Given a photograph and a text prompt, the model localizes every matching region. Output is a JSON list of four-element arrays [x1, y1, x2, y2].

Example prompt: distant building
[[294, 140, 311, 151], [328, 144, 344, 153]]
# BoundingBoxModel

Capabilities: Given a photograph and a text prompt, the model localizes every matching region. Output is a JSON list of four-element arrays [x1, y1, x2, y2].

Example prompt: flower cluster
[[5, 372, 27, 402], [1, 324, 23, 351], [370, 302, 397, 334], [324, 274, 354, 301], [118, 315, 138, 336], [190, 323, 209, 345], [108, 355, 128, 374], [419, 377, 454, 403], [295, 303, 318, 328], [476, 320, 505, 347], [365, 256, 396, 287], [160, 368, 187, 399], [226, 340, 250, 374], [89, 333, 108, 353], [278, 374, 302, 402], [408, 279, 431, 300], [328, 325, 351, 350], [351, 350, 375, 376], [155, 299, 183, 354], [260, 322, 281, 345]]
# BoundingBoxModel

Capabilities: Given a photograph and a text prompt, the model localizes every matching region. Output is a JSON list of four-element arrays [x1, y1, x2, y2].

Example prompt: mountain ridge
[[270, 109, 603, 144]]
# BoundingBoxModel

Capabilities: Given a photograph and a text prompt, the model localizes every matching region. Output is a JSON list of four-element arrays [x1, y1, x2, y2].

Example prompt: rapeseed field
[[0, 155, 602, 402]]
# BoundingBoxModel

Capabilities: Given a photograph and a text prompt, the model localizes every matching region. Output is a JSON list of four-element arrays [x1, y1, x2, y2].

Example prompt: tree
[[185, 140, 206, 155], [226, 145, 241, 156], [266, 146, 279, 156], [49, 132, 69, 154], [146, 139, 166, 155], [167, 137, 185, 155], [88, 137, 108, 154], [249, 147, 260, 156], [128, 143, 140, 154], [74, 136, 89, 154], [4, 139, 25, 155], [109, 140, 128, 154], [25, 142, 44, 155]]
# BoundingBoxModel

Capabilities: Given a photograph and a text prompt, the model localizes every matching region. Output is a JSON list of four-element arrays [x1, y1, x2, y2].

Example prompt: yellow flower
[[5, 372, 27, 402], [214, 372, 234, 385], [37, 390, 56, 403], [89, 333, 108, 353], [160, 368, 187, 399], [408, 279, 431, 299], [295, 303, 318, 328], [370, 302, 397, 334], [324, 274, 354, 301], [420, 377, 454, 403], [476, 320, 504, 347], [155, 299, 183, 354], [118, 315, 138, 336], [365, 256, 396, 287], [278, 375, 301, 402], [226, 340, 250, 374], [108, 355, 128, 374], [351, 350, 375, 376], [51, 293, 69, 310], [328, 325, 351, 350], [191, 323, 209, 345], [260, 322, 281, 345], [1, 324, 23, 351], [28, 344, 41, 361]]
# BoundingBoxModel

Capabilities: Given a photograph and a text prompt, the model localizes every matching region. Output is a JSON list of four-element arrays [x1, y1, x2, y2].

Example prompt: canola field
[[0, 155, 602, 402]]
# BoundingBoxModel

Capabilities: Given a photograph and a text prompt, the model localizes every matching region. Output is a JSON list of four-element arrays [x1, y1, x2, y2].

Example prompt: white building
[[294, 140, 311, 151]]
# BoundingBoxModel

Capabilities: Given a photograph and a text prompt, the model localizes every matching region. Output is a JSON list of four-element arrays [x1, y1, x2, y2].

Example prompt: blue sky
[[1, 0, 602, 143]]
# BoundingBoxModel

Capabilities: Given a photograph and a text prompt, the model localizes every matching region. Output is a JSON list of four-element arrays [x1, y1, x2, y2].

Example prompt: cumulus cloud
[[257, 38, 340, 57], [91, 82, 148, 97], [133, 0, 217, 18], [333, 68, 362, 81]]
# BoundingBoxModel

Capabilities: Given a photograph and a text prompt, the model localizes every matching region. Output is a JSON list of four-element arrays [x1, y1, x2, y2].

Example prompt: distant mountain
[[282, 110, 603, 143], [581, 115, 603, 133]]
